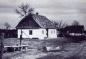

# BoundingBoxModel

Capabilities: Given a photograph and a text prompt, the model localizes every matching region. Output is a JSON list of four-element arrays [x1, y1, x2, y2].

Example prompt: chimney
[[36, 12, 39, 15]]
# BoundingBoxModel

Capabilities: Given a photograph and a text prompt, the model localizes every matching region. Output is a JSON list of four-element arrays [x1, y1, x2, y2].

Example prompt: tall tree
[[16, 3, 34, 17]]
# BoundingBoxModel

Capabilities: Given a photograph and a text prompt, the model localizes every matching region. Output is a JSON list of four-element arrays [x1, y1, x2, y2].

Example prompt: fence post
[[20, 32, 22, 51], [20, 35, 22, 46], [0, 33, 4, 59]]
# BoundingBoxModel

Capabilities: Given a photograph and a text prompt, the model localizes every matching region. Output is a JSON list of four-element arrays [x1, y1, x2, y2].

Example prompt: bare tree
[[58, 20, 68, 29], [16, 3, 34, 17], [52, 20, 68, 29], [4, 22, 11, 29], [72, 20, 80, 26]]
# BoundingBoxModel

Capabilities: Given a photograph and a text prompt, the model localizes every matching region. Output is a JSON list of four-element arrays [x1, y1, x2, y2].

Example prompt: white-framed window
[[51, 30, 53, 34], [42, 30, 44, 34], [51, 29, 56, 34], [54, 30, 56, 34]]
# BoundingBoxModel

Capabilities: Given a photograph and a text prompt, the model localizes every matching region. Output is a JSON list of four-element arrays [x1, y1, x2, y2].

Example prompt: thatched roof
[[16, 14, 55, 29]]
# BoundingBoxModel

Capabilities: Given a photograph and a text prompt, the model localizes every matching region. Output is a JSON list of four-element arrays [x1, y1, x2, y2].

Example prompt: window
[[51, 30, 53, 34], [51, 30, 55, 34], [29, 30, 32, 35], [54, 30, 56, 34], [42, 30, 44, 34]]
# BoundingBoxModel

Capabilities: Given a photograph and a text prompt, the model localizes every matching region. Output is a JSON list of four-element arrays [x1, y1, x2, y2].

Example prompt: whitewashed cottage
[[16, 13, 57, 39]]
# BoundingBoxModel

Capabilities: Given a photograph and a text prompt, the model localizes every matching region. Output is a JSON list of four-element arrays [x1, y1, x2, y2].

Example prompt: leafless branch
[[16, 3, 34, 17]]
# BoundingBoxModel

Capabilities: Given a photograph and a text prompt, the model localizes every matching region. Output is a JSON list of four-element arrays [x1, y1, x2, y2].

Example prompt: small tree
[[52, 20, 67, 29], [4, 22, 11, 29], [16, 3, 34, 17]]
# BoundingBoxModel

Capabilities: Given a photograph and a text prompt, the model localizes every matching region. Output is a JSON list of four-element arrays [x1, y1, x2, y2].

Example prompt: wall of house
[[18, 29, 57, 39], [18, 29, 47, 39], [69, 33, 82, 36], [48, 29, 57, 39]]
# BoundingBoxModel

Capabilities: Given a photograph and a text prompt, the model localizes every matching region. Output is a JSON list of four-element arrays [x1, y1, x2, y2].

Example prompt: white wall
[[18, 29, 47, 39], [48, 29, 57, 38], [18, 28, 57, 39]]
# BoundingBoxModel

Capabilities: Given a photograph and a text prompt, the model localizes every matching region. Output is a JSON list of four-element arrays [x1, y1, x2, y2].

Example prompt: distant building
[[84, 31, 86, 35], [59, 25, 84, 37], [0, 29, 17, 38], [16, 13, 57, 39]]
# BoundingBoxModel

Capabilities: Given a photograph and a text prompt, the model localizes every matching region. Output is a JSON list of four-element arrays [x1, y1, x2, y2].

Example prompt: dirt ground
[[2, 38, 86, 59]]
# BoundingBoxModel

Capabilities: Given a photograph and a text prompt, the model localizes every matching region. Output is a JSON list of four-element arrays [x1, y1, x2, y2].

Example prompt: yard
[[2, 37, 86, 59]]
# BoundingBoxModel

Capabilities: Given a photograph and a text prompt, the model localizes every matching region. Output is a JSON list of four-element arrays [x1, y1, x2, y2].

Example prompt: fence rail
[[3, 45, 28, 53]]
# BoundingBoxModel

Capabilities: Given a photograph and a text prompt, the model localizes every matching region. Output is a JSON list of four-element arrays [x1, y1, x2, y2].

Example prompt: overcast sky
[[0, 0, 86, 29]]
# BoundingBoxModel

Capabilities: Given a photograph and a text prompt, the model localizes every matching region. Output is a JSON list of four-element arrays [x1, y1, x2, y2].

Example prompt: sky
[[0, 0, 86, 29]]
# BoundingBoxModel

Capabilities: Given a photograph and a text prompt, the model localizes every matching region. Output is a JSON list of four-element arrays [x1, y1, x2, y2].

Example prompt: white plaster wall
[[48, 29, 57, 38], [18, 29, 47, 39]]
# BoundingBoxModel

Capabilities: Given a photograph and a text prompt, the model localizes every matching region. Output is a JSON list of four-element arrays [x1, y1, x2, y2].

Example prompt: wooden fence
[[4, 45, 28, 53]]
